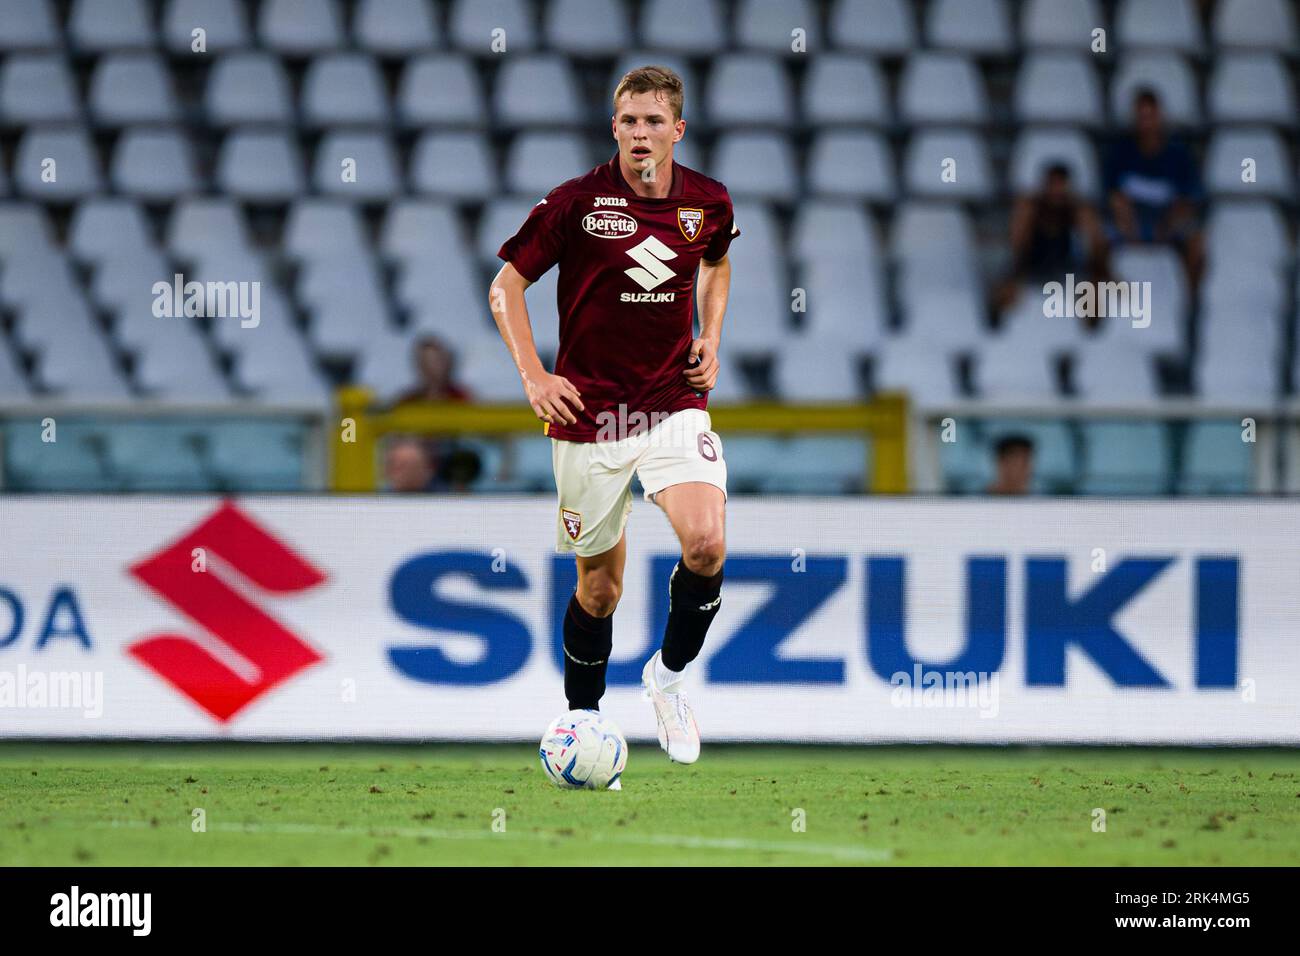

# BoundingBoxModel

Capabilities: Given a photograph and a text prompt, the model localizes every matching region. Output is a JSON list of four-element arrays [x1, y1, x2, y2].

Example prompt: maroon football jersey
[[497, 155, 740, 442]]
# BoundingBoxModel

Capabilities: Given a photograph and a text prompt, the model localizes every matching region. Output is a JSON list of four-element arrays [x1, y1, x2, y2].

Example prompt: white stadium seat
[[1022, 0, 1105, 48], [899, 53, 988, 125], [875, 336, 961, 406], [802, 55, 889, 127], [903, 131, 994, 200], [206, 53, 294, 126], [829, 0, 916, 55], [398, 55, 486, 127], [411, 131, 498, 201], [493, 56, 585, 127], [791, 201, 883, 264], [1212, 0, 1298, 51], [734, 0, 821, 56], [712, 132, 799, 203], [15, 127, 103, 200], [976, 334, 1060, 399], [69, 0, 154, 52], [354, 0, 439, 56], [639, 0, 726, 55], [1205, 128, 1293, 199], [1206, 201, 1289, 270], [167, 198, 252, 258], [806, 130, 896, 201], [163, 0, 251, 54], [706, 55, 795, 126], [926, 0, 1014, 55], [450, 0, 538, 54], [1, 55, 80, 124], [1115, 0, 1202, 53], [503, 133, 594, 196], [1014, 53, 1105, 127], [217, 129, 306, 201], [70, 199, 155, 263], [302, 54, 390, 127], [1208, 54, 1296, 125], [544, 0, 633, 55], [0, 0, 60, 51], [112, 127, 201, 200], [1009, 127, 1102, 199], [1111, 53, 1200, 127], [258, 0, 344, 54], [1072, 343, 1160, 403], [90, 54, 181, 126], [283, 199, 368, 261], [381, 200, 465, 263], [774, 339, 863, 402], [313, 132, 401, 201]]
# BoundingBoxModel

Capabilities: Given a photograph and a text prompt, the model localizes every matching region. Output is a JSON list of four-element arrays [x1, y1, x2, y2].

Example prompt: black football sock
[[563, 593, 613, 711], [660, 559, 723, 672]]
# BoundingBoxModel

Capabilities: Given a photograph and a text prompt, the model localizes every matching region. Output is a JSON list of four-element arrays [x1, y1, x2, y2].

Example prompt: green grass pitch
[[2, 743, 1297, 866]]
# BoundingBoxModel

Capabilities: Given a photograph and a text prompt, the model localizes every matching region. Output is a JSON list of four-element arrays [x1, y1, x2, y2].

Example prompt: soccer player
[[489, 66, 739, 765]]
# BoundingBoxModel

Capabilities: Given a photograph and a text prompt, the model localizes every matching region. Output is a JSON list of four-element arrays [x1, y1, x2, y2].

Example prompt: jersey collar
[[608, 154, 685, 199]]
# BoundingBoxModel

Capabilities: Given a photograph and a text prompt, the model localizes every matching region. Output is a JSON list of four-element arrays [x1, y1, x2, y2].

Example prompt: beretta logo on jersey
[[677, 207, 703, 240], [582, 210, 637, 239]]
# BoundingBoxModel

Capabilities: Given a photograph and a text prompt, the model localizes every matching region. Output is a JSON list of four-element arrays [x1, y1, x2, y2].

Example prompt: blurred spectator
[[996, 162, 1110, 321], [393, 335, 472, 405], [384, 437, 436, 492], [1104, 88, 1205, 287], [986, 434, 1035, 495]]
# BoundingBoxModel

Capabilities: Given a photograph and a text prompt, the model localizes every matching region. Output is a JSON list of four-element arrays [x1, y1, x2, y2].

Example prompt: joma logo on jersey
[[582, 210, 637, 238], [593, 196, 628, 207], [622, 235, 677, 300]]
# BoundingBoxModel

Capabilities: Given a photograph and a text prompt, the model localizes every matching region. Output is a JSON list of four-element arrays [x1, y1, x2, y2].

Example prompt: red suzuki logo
[[128, 501, 327, 722]]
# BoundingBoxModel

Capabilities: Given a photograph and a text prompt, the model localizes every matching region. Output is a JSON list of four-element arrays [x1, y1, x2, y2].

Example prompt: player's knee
[[682, 532, 725, 575], [578, 577, 621, 617]]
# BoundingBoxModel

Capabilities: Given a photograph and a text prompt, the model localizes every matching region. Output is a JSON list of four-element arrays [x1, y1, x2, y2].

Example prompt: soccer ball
[[539, 710, 627, 790]]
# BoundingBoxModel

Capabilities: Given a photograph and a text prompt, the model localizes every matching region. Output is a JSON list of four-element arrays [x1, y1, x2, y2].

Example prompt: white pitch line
[[86, 819, 891, 863]]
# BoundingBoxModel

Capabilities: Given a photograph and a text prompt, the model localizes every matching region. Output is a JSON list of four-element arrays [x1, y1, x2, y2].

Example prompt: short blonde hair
[[612, 65, 684, 121]]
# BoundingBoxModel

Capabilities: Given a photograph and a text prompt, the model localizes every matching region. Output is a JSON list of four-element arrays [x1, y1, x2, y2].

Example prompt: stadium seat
[[1008, 127, 1102, 199], [7, 202, 75, 256], [1078, 422, 1171, 495], [903, 131, 994, 200], [802, 55, 890, 126], [91, 250, 173, 313], [1205, 201, 1289, 270], [397, 255, 485, 338], [217, 130, 305, 201], [478, 197, 538, 264], [997, 284, 1089, 353], [411, 131, 498, 201], [0, 0, 60, 51], [800, 261, 888, 351], [1110, 53, 1199, 126], [283, 199, 368, 261], [706, 55, 795, 126], [206, 53, 294, 126], [1205, 128, 1293, 199], [398, 55, 486, 128], [639, 0, 726, 55], [829, 0, 916, 55], [1178, 421, 1252, 494], [1196, 308, 1283, 403], [734, 0, 820, 56], [926, 0, 1014, 55], [1071, 343, 1160, 403], [1212, 0, 1298, 51], [111, 127, 201, 199], [69, 0, 154, 52], [1208, 54, 1296, 125], [503, 133, 594, 196], [711, 132, 798, 203], [715, 204, 788, 355], [1202, 260, 1286, 314], [544, 0, 633, 55], [0, 55, 80, 124], [208, 422, 309, 491], [313, 132, 401, 200], [15, 127, 104, 200], [354, 330, 420, 405], [0, 338, 29, 398], [790, 201, 883, 263], [90, 54, 181, 126], [449, 0, 537, 54], [134, 325, 231, 401], [1090, 245, 1188, 355], [806, 130, 896, 201], [34, 328, 131, 399], [167, 198, 251, 258], [69, 198, 155, 263], [1021, 0, 1105, 48], [898, 53, 988, 125], [875, 336, 960, 406], [104, 423, 214, 491], [457, 340, 534, 401], [890, 202, 977, 266], [307, 299, 391, 360], [354, 0, 439, 56], [163, 0, 251, 53], [774, 338, 862, 401], [380, 200, 464, 264], [1, 246, 82, 312], [902, 286, 987, 354], [1013, 53, 1105, 127], [258, 0, 344, 55], [4, 423, 118, 492], [302, 54, 390, 127], [755, 436, 868, 494], [1115, 0, 1202, 53], [493, 56, 585, 128]]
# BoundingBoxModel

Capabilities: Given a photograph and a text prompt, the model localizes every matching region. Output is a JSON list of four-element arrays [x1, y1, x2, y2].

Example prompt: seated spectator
[[986, 434, 1035, 495], [392, 334, 472, 406], [1104, 88, 1205, 287], [996, 162, 1110, 324], [384, 437, 436, 492]]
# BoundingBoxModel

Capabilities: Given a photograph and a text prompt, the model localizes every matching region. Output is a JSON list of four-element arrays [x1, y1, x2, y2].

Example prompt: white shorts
[[552, 408, 727, 557]]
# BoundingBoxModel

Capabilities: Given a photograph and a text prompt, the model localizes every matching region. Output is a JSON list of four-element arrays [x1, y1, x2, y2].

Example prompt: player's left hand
[[684, 338, 719, 392]]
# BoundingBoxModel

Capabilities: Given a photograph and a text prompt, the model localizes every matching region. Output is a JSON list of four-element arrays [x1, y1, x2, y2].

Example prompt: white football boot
[[641, 650, 701, 764]]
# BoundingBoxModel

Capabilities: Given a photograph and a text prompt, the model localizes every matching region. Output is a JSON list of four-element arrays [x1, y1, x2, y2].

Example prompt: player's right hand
[[524, 371, 584, 426]]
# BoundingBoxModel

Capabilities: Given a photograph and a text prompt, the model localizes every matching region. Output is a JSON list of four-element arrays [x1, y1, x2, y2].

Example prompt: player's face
[[612, 90, 685, 178]]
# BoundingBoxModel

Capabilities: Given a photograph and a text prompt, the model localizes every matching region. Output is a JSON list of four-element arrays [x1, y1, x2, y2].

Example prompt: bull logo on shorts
[[561, 508, 582, 541], [677, 207, 703, 241]]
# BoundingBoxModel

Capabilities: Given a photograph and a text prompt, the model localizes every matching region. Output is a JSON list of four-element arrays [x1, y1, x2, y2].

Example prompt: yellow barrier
[[333, 388, 909, 493]]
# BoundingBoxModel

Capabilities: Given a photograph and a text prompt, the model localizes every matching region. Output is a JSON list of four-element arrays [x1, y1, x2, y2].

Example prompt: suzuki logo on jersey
[[677, 207, 703, 240], [582, 210, 637, 239], [128, 501, 327, 722], [622, 235, 678, 300]]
